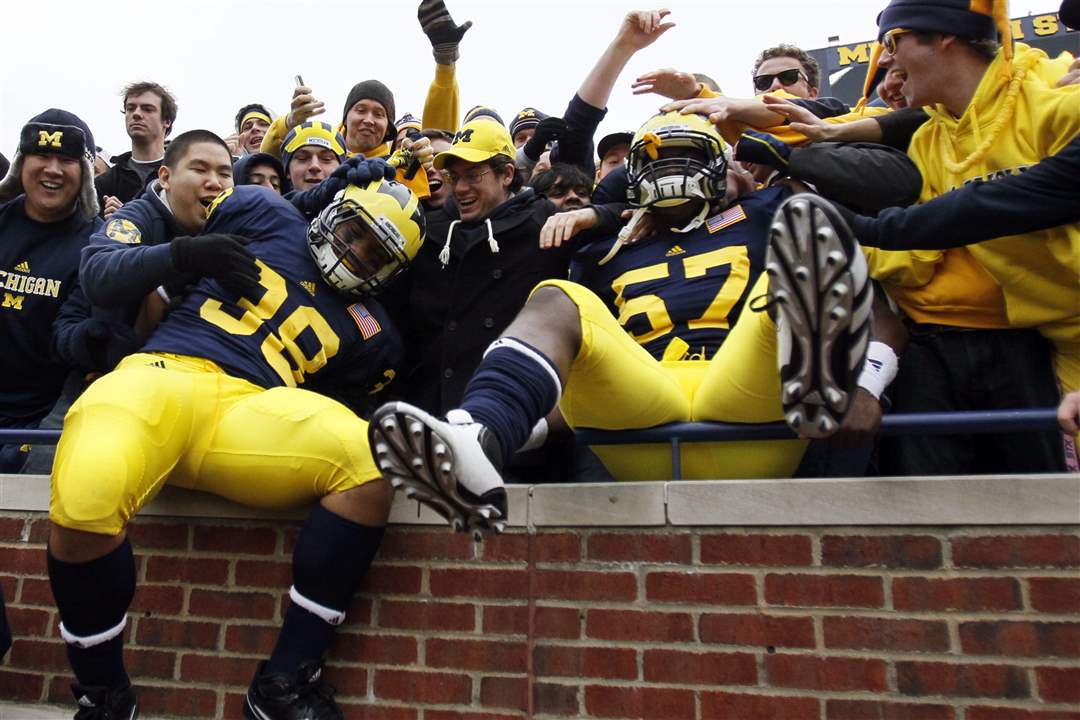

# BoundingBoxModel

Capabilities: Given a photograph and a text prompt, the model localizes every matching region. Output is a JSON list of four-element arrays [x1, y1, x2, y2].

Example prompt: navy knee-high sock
[[459, 338, 561, 464], [265, 504, 385, 676], [48, 539, 135, 689]]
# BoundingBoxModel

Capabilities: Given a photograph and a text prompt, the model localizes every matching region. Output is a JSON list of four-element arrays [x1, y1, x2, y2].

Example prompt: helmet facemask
[[626, 122, 728, 233], [309, 197, 409, 297]]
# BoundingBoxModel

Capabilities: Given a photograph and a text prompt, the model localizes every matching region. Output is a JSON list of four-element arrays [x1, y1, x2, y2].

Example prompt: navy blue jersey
[[0, 198, 101, 421], [143, 186, 402, 400], [572, 185, 790, 361]]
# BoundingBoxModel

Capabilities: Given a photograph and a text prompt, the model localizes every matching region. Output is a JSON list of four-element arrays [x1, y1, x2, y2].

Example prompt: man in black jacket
[[95, 81, 177, 216]]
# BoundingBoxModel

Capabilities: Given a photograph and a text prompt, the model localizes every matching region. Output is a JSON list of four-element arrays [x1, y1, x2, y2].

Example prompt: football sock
[[265, 504, 384, 675], [460, 337, 562, 464], [47, 539, 135, 689]]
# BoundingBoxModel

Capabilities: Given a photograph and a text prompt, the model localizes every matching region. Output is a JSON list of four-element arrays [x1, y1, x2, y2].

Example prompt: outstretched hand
[[331, 156, 397, 187], [760, 95, 831, 141], [287, 85, 325, 129], [539, 208, 599, 249], [418, 0, 472, 64], [631, 67, 700, 100], [614, 9, 675, 52]]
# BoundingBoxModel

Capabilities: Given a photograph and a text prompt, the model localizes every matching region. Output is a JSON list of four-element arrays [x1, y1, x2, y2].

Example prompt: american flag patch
[[705, 205, 747, 234], [347, 303, 382, 340]]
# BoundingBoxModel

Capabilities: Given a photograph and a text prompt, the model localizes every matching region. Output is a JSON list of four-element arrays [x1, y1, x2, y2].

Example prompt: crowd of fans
[[0, 0, 1078, 717]]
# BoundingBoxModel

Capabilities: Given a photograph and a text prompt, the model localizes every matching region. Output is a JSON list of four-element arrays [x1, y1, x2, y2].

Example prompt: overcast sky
[[0, 0, 1057, 159]]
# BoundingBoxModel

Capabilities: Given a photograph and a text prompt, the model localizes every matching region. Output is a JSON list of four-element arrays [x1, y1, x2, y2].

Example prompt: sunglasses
[[752, 68, 809, 93], [881, 27, 913, 55]]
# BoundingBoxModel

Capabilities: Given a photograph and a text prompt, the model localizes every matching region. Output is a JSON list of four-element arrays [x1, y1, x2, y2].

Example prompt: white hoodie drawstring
[[439, 220, 460, 267], [439, 218, 499, 267], [485, 218, 499, 255]]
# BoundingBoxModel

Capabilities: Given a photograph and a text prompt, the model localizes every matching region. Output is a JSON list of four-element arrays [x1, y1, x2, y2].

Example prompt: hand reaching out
[[614, 9, 675, 53], [539, 208, 599, 249], [287, 85, 325, 129], [760, 94, 832, 141], [631, 67, 700, 100]]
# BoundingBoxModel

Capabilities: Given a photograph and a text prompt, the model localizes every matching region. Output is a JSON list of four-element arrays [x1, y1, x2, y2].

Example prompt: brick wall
[[1, 512, 1078, 719]]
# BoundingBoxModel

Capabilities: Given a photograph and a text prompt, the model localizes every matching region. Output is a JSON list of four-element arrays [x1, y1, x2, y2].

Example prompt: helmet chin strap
[[670, 200, 710, 234], [597, 198, 711, 267]]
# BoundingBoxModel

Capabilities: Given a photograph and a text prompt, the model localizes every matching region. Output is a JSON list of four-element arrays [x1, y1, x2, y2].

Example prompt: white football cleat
[[767, 193, 871, 438], [369, 402, 508, 537]]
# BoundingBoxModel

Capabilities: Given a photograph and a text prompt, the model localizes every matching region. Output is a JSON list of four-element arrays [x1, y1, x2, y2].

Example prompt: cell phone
[[294, 75, 305, 88]]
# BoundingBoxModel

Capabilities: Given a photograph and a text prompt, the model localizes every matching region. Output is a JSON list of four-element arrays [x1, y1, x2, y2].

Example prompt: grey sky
[[0, 0, 1055, 159]]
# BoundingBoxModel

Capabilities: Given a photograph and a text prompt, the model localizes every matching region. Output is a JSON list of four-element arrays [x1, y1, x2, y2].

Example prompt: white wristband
[[857, 341, 899, 400]]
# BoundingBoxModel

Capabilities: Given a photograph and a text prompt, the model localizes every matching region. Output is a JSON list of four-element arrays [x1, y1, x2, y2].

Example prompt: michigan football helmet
[[625, 111, 728, 213], [308, 178, 425, 296]]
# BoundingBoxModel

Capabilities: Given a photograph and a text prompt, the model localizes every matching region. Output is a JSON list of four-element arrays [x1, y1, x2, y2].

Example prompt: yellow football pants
[[50, 353, 380, 535], [535, 278, 807, 481]]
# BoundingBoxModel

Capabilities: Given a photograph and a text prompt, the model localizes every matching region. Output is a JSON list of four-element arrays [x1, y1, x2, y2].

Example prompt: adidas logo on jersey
[[300, 281, 317, 296], [665, 245, 686, 257], [14, 261, 29, 273]]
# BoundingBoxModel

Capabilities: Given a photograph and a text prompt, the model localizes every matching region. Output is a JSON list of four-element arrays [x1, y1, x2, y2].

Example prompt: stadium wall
[[1, 474, 1078, 719]]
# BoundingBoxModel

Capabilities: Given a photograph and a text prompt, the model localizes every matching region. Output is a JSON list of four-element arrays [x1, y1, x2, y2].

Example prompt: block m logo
[[38, 130, 63, 148], [2, 293, 24, 310]]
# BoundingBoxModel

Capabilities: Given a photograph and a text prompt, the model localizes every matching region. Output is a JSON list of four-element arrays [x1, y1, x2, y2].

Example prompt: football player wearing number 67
[[47, 159, 425, 720]]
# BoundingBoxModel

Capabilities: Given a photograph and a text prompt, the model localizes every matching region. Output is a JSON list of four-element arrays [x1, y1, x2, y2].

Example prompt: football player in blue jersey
[[46, 168, 425, 720], [368, 110, 878, 533]]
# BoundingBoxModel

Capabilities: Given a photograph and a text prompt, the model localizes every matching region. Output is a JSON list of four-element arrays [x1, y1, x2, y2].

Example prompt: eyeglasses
[[881, 27, 913, 55], [444, 169, 491, 186], [752, 68, 809, 93]]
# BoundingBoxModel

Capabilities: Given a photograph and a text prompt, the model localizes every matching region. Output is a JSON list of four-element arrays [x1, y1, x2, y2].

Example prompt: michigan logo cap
[[433, 119, 516, 170]]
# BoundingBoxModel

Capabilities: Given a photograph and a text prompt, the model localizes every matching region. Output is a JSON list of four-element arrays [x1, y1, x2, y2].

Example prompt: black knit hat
[[877, 0, 998, 40], [342, 80, 396, 143], [1061, 0, 1080, 29], [464, 105, 505, 126], [509, 107, 548, 139]]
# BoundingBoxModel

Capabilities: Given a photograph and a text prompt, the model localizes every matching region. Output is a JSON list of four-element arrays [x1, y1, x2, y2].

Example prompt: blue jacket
[[80, 181, 188, 309]]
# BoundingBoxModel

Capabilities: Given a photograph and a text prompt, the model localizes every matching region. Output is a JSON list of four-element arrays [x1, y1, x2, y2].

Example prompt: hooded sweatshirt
[[866, 45, 1080, 368], [400, 188, 573, 413]]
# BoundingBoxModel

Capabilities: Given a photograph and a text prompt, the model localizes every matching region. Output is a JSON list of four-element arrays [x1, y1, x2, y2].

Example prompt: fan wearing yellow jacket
[[847, 0, 1076, 473], [872, 2, 1079, 392]]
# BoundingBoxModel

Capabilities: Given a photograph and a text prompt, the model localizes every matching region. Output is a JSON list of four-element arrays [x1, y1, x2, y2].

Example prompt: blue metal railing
[[575, 408, 1062, 480], [0, 408, 1063, 480]]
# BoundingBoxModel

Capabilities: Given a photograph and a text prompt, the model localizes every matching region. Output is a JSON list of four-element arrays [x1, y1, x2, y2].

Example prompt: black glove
[[170, 234, 260, 296], [330, 156, 397, 186], [523, 117, 568, 162], [65, 318, 141, 372], [418, 0, 472, 64]]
